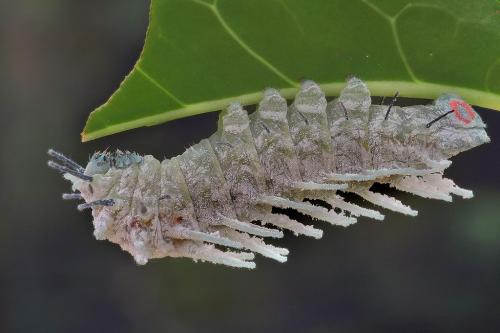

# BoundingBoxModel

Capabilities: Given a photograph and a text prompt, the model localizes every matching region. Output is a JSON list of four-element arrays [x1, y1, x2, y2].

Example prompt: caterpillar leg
[[258, 195, 356, 227], [325, 195, 385, 221], [353, 189, 418, 216], [261, 213, 323, 239], [220, 228, 289, 263]]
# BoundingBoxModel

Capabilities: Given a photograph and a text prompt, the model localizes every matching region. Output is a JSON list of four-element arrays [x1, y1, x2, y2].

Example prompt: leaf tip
[[81, 111, 100, 142], [80, 132, 90, 143]]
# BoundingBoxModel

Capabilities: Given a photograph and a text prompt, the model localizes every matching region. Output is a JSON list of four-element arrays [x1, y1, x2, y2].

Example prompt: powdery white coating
[[59, 77, 490, 269]]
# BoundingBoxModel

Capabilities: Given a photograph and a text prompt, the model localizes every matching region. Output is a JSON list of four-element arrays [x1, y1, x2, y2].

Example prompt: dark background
[[2, 1, 500, 332]]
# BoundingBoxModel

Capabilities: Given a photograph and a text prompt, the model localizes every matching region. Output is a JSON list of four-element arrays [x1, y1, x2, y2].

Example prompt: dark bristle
[[340, 102, 348, 120], [77, 199, 115, 211], [62, 193, 83, 200], [426, 110, 454, 128], [159, 194, 171, 200], [47, 149, 85, 173], [48, 160, 93, 182], [384, 91, 399, 121], [260, 121, 271, 134], [297, 111, 309, 125]]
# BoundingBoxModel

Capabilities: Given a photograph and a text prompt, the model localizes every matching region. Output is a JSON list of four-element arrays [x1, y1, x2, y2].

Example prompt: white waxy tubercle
[[387, 175, 453, 202], [261, 213, 323, 239], [220, 228, 288, 263], [165, 227, 244, 250], [353, 189, 418, 217], [422, 174, 473, 199], [258, 195, 357, 227], [218, 214, 284, 239], [291, 181, 348, 192], [325, 195, 385, 221]]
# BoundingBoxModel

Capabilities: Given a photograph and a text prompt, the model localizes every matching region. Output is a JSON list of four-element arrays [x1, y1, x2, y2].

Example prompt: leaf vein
[[211, 0, 299, 87], [276, 0, 306, 36], [136, 66, 186, 106], [485, 57, 500, 92], [392, 17, 420, 82], [360, 0, 419, 82]]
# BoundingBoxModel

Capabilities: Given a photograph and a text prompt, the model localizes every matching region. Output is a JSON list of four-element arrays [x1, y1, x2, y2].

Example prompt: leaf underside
[[82, 0, 500, 141]]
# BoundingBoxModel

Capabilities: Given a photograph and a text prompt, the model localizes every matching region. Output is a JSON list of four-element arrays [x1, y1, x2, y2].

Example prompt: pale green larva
[[48, 77, 490, 269]]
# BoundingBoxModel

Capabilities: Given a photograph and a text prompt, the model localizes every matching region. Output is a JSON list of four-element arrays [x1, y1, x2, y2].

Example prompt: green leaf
[[82, 0, 500, 141]]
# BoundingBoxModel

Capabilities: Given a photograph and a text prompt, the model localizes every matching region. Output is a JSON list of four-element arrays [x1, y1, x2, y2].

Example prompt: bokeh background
[[2, 1, 500, 332]]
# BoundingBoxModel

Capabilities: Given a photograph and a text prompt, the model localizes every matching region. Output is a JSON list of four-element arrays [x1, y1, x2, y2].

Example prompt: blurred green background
[[2, 1, 499, 332]]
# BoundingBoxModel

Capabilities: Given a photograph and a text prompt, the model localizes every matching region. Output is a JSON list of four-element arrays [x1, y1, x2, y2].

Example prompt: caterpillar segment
[[249, 88, 301, 197], [287, 80, 333, 180], [49, 77, 490, 268]]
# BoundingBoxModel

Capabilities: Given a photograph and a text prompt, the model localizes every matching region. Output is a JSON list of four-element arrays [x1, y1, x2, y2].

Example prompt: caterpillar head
[[48, 149, 145, 241], [427, 94, 490, 158], [86, 150, 143, 176]]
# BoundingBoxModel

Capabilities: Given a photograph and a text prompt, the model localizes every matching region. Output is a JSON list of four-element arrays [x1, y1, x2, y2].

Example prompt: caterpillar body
[[49, 77, 490, 269]]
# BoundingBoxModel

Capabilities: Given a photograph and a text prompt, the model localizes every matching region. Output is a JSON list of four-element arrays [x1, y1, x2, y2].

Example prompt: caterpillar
[[48, 77, 490, 269]]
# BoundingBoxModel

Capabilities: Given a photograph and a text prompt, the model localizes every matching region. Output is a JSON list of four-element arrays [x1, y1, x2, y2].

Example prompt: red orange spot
[[449, 100, 476, 124]]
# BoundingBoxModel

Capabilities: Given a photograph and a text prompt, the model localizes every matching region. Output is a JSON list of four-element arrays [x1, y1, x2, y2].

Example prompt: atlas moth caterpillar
[[48, 77, 490, 269]]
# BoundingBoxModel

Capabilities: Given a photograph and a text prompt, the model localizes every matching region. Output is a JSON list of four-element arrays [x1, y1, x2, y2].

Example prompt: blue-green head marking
[[86, 150, 143, 176]]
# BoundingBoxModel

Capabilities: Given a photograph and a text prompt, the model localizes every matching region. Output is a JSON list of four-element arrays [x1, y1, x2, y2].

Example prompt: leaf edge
[[82, 79, 500, 142]]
